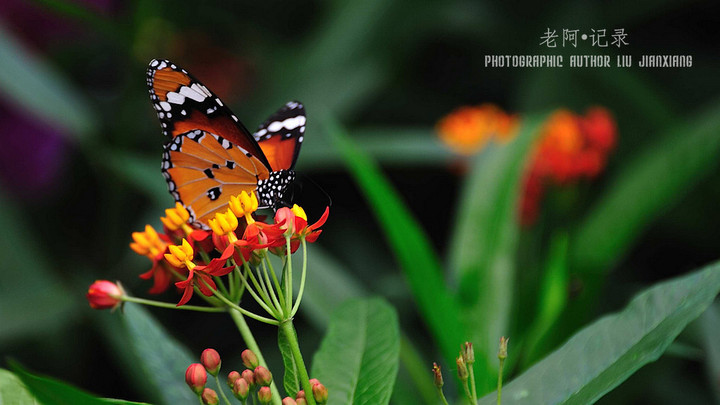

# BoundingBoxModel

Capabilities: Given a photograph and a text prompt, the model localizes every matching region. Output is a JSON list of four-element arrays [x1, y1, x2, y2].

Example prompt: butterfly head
[[257, 169, 296, 210]]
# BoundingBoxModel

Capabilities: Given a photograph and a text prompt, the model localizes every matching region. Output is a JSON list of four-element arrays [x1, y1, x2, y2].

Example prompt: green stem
[[214, 374, 232, 405], [228, 310, 283, 405], [264, 252, 287, 311], [290, 238, 308, 316], [122, 296, 226, 312], [285, 236, 293, 313], [497, 358, 504, 405], [279, 320, 317, 405], [260, 257, 284, 315], [469, 364, 477, 404], [202, 278, 279, 325], [437, 387, 450, 405]]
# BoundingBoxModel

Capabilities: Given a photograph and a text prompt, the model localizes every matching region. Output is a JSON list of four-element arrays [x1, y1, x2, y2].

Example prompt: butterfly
[[146, 59, 305, 229]]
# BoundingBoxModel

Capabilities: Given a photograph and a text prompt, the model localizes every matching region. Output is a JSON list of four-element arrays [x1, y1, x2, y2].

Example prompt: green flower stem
[[237, 262, 281, 319], [279, 320, 317, 405], [202, 278, 279, 325], [290, 238, 308, 317], [214, 374, 232, 405], [497, 358, 504, 405], [213, 275, 230, 296], [437, 388, 450, 405], [229, 309, 283, 405], [260, 257, 284, 314], [469, 364, 477, 404], [285, 237, 293, 313], [122, 296, 226, 312], [197, 394, 204, 405], [264, 252, 287, 312]]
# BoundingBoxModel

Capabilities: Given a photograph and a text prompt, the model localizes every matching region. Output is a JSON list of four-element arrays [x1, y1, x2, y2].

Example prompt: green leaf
[[324, 116, 465, 363], [521, 233, 570, 368], [278, 327, 300, 398], [699, 302, 720, 402], [120, 303, 197, 405], [0, 23, 97, 139], [478, 261, 720, 404], [447, 115, 544, 388], [311, 298, 400, 405], [0, 368, 39, 404], [571, 101, 720, 274], [7, 363, 149, 404]]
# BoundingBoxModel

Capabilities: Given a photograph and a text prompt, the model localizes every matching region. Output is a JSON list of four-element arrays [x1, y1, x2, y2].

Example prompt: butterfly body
[[147, 59, 304, 228]]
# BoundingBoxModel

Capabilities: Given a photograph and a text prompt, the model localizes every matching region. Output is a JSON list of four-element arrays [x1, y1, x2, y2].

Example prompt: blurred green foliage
[[0, 0, 719, 404]]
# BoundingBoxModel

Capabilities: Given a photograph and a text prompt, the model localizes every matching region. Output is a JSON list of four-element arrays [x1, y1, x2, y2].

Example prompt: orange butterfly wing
[[162, 130, 270, 226], [147, 59, 271, 170], [253, 101, 306, 171]]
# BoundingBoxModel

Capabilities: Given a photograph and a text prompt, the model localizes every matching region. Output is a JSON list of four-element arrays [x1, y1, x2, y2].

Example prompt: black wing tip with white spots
[[253, 100, 307, 143]]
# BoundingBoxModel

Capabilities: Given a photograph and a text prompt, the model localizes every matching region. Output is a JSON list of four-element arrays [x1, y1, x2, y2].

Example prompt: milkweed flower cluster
[[521, 107, 616, 225], [87, 190, 329, 324], [436, 104, 617, 226], [436, 104, 519, 155]]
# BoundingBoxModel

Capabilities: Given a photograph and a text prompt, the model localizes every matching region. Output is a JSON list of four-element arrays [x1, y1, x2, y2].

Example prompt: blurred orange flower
[[436, 104, 519, 155]]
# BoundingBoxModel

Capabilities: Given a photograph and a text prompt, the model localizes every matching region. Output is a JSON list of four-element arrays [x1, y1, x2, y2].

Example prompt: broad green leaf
[[478, 261, 720, 405], [700, 302, 720, 402], [447, 115, 544, 389], [0, 23, 97, 139], [311, 298, 400, 405], [571, 101, 720, 274], [324, 116, 465, 362], [8, 363, 148, 405], [0, 368, 39, 404], [278, 327, 300, 398], [120, 303, 196, 405], [522, 233, 570, 368]]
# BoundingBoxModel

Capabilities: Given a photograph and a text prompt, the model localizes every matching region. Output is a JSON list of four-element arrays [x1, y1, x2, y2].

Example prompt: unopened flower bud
[[462, 342, 475, 365], [254, 366, 273, 386], [241, 369, 255, 388], [312, 382, 328, 404], [456, 356, 468, 382], [233, 377, 249, 400], [201, 388, 218, 405], [296, 398, 307, 405], [258, 386, 272, 404], [499, 336, 509, 361], [308, 378, 320, 386], [86, 280, 124, 310], [295, 390, 305, 399], [282, 397, 298, 405], [185, 363, 207, 395], [432, 362, 443, 388], [227, 371, 241, 388], [201, 348, 221, 376], [241, 349, 259, 369]]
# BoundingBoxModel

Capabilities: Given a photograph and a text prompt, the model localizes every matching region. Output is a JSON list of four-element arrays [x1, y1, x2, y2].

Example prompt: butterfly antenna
[[298, 173, 332, 208]]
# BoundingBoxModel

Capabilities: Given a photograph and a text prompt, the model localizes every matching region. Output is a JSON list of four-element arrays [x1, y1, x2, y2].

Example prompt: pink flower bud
[[309, 378, 320, 386], [201, 388, 218, 405], [258, 386, 272, 404], [295, 390, 305, 399], [227, 370, 241, 388], [282, 397, 298, 405], [254, 366, 273, 386], [233, 377, 249, 400], [312, 382, 328, 404], [462, 342, 475, 365], [241, 349, 259, 369], [185, 363, 207, 395], [241, 369, 255, 388], [296, 398, 308, 405], [200, 348, 221, 376], [86, 280, 124, 310]]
